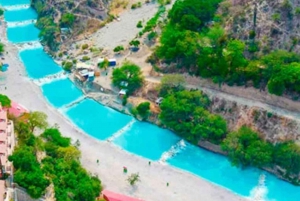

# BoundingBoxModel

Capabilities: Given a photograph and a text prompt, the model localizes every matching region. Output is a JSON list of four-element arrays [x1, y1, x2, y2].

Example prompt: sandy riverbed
[[0, 9, 247, 201]]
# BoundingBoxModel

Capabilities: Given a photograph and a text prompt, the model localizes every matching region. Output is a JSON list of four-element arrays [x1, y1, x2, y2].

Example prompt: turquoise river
[[1, 1, 300, 200]]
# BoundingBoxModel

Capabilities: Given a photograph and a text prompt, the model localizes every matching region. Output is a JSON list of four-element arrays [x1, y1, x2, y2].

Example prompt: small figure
[[123, 166, 128, 173], [167, 182, 169, 187], [148, 161, 151, 166], [97, 159, 99, 164]]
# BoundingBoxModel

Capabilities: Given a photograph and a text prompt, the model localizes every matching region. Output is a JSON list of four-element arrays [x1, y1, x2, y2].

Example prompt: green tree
[[222, 126, 273, 168], [0, 94, 11, 107], [129, 40, 140, 48], [113, 45, 124, 53], [0, 42, 4, 54], [63, 61, 73, 72], [60, 13, 75, 27], [136, 102, 150, 119], [28, 111, 48, 132], [98, 58, 109, 71], [42, 128, 71, 147], [127, 173, 140, 186], [0, 8, 4, 16], [168, 0, 221, 31], [112, 62, 144, 94]]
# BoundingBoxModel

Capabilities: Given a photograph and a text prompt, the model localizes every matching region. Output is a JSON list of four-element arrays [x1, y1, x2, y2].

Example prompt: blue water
[[41, 78, 83, 108], [114, 122, 180, 160], [7, 23, 39, 43], [0, 0, 30, 6], [168, 143, 300, 201], [19, 48, 62, 79], [4, 8, 37, 22], [65, 99, 133, 140]]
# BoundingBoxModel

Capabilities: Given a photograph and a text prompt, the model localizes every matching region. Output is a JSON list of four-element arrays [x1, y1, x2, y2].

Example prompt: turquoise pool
[[65, 99, 133, 140], [19, 48, 62, 79], [0, 0, 30, 6], [113, 121, 180, 160], [41, 78, 83, 108], [4, 8, 37, 22], [7, 23, 39, 43], [168, 143, 300, 201]]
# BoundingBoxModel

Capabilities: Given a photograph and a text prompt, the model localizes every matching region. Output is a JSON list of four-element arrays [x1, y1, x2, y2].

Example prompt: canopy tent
[[76, 62, 94, 70]]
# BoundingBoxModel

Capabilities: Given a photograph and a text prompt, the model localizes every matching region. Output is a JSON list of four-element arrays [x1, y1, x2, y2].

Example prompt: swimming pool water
[[7, 23, 39, 43], [41, 78, 83, 108], [19, 48, 62, 79], [4, 8, 37, 22], [0, 0, 30, 6], [167, 143, 300, 201], [113, 121, 180, 160], [65, 99, 133, 140]]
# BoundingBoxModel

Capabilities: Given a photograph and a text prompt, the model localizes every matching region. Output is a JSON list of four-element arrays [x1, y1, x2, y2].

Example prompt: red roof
[[102, 190, 144, 201]]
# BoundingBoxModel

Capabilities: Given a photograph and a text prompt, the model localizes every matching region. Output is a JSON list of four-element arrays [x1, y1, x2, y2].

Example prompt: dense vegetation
[[222, 126, 300, 184], [32, 0, 60, 51], [160, 90, 227, 144], [152, 0, 300, 98], [158, 86, 300, 184], [9, 113, 102, 200]]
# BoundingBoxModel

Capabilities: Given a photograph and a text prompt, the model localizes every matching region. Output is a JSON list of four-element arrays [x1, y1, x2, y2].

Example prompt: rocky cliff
[[219, 0, 300, 55]]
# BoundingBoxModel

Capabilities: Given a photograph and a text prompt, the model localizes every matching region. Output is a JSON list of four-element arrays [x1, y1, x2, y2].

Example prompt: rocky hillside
[[219, 0, 300, 54], [31, 0, 110, 51], [210, 96, 300, 143]]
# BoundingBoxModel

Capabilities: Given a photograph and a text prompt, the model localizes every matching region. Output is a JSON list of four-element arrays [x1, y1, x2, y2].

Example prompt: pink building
[[0, 104, 15, 201]]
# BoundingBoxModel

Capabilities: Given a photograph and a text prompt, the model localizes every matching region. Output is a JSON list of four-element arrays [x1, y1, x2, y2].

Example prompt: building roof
[[102, 190, 144, 201], [76, 62, 94, 70], [8, 101, 28, 117]]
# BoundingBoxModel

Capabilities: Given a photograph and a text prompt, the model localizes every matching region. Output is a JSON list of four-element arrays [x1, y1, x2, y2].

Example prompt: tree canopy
[[0, 94, 11, 107], [112, 62, 144, 94], [28, 111, 48, 132], [159, 90, 227, 143]]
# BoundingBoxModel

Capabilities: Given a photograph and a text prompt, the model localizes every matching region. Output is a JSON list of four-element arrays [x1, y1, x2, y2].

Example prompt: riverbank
[[0, 18, 247, 201]]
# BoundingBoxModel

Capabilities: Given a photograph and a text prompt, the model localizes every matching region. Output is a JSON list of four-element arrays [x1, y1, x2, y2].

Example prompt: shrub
[[122, 95, 128, 106], [136, 21, 143, 28], [136, 102, 150, 119], [131, 3, 137, 9], [82, 56, 90, 61], [58, 52, 63, 57], [129, 40, 140, 47], [82, 44, 89, 50], [63, 61, 73, 72], [113, 45, 125, 53], [295, 7, 300, 15]]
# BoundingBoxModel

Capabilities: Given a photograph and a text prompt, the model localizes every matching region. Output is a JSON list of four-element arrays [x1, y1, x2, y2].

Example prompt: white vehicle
[[155, 97, 164, 105]]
